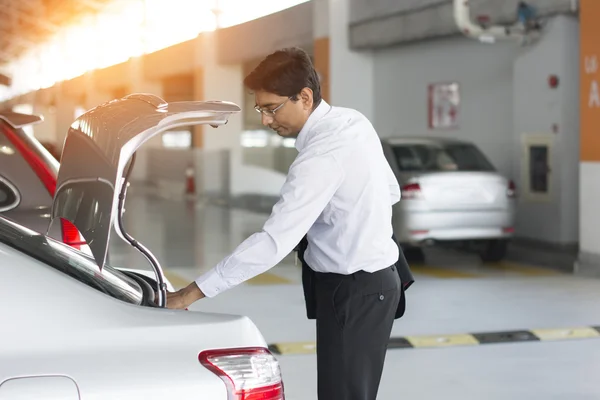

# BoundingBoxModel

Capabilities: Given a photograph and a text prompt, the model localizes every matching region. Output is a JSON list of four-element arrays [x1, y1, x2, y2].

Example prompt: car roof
[[0, 110, 44, 129], [382, 136, 473, 146]]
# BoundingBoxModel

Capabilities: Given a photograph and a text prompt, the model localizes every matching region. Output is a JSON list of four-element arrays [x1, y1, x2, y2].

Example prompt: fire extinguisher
[[185, 164, 195, 195]]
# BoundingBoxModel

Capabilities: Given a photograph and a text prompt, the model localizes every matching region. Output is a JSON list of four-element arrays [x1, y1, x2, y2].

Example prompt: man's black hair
[[244, 47, 322, 108]]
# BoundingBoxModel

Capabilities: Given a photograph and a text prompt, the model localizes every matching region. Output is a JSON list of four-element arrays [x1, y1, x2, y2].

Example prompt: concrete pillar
[[33, 108, 57, 143], [577, 0, 600, 275], [328, 0, 374, 120], [193, 31, 245, 198], [124, 56, 165, 184], [193, 32, 243, 151], [128, 56, 163, 149], [190, 31, 245, 271], [54, 83, 77, 151], [32, 105, 57, 144], [512, 15, 580, 247], [31, 88, 58, 145]]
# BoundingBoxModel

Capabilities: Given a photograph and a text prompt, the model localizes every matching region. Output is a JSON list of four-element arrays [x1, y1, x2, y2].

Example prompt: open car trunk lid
[[49, 93, 240, 269]]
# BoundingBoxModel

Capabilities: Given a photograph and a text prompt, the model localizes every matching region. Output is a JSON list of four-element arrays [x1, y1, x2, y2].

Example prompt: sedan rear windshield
[[0, 216, 143, 305], [391, 143, 496, 172]]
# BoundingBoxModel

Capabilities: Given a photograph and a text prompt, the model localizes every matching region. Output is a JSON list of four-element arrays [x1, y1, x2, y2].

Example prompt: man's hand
[[165, 282, 206, 309]]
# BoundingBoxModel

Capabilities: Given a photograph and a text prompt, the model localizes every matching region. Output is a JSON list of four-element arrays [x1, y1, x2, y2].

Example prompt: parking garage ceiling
[[0, 0, 112, 66]]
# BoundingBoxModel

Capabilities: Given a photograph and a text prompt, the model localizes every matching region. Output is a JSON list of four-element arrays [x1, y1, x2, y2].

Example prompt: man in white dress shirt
[[167, 47, 410, 399]]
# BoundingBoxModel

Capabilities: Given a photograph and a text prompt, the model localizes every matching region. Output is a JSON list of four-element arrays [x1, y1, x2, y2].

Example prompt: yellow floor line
[[246, 272, 293, 285], [406, 333, 479, 348], [164, 270, 293, 289], [274, 341, 317, 355], [483, 261, 560, 276], [270, 326, 600, 355], [531, 327, 600, 341]]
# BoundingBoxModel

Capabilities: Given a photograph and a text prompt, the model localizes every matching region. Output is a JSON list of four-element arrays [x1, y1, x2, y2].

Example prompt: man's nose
[[261, 114, 273, 126]]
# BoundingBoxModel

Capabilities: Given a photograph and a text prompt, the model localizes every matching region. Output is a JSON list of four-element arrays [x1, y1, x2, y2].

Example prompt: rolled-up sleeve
[[195, 153, 344, 298]]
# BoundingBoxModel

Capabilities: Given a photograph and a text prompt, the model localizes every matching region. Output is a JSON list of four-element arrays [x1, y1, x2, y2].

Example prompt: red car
[[0, 110, 87, 250]]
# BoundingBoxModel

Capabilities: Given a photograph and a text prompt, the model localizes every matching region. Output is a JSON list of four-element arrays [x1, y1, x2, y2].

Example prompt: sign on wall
[[428, 82, 460, 130]]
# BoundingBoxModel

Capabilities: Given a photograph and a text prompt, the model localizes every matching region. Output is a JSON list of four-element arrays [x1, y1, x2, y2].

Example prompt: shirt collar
[[295, 99, 331, 152]]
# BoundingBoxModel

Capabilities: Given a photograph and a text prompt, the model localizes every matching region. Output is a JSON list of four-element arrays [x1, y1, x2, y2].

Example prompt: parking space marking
[[408, 261, 560, 279], [268, 325, 600, 356], [162, 259, 558, 289], [406, 333, 479, 348], [483, 261, 561, 276], [269, 341, 316, 355], [164, 271, 190, 290], [409, 265, 480, 279], [531, 327, 600, 341], [162, 268, 293, 289]]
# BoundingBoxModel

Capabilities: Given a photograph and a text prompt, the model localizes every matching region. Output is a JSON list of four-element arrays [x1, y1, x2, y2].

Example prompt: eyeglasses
[[254, 97, 292, 117]]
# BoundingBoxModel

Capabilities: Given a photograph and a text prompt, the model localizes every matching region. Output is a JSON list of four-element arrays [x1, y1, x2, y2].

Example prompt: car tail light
[[1, 123, 86, 249], [199, 347, 284, 400], [61, 219, 86, 250], [507, 180, 517, 198], [401, 182, 423, 200]]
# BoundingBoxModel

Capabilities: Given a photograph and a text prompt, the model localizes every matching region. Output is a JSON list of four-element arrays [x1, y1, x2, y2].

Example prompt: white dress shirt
[[195, 100, 401, 298]]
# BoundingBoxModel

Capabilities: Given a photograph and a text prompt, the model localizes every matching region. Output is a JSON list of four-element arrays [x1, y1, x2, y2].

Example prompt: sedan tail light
[[61, 219, 86, 250], [199, 347, 284, 400], [401, 182, 423, 200]]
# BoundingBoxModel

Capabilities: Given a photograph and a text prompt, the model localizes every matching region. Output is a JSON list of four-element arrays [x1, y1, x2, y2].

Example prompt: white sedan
[[382, 136, 517, 262], [0, 94, 285, 399], [0, 216, 283, 399]]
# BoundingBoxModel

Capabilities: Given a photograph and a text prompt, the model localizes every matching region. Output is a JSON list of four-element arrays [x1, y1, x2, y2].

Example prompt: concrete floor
[[110, 193, 600, 400]]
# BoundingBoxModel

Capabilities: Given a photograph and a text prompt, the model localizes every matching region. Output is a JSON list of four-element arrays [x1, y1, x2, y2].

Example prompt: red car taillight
[[1, 123, 85, 249], [61, 219, 86, 250], [199, 347, 284, 400], [401, 182, 423, 200]]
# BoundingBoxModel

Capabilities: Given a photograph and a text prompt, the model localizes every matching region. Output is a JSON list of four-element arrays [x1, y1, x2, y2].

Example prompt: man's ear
[[300, 87, 314, 110]]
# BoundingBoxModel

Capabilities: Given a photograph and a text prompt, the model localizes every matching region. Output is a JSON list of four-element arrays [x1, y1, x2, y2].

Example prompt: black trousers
[[314, 266, 401, 400]]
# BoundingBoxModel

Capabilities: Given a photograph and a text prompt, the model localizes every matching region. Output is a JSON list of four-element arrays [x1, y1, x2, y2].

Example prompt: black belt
[[313, 265, 396, 281]]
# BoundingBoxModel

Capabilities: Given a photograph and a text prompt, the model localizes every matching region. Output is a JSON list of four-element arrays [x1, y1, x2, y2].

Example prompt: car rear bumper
[[394, 208, 515, 245]]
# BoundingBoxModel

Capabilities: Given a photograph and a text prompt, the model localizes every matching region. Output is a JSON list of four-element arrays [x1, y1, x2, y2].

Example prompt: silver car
[[0, 94, 285, 399], [381, 137, 516, 262]]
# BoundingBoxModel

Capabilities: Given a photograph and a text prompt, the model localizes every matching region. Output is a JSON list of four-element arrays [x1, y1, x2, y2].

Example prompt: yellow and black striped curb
[[268, 326, 600, 355]]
